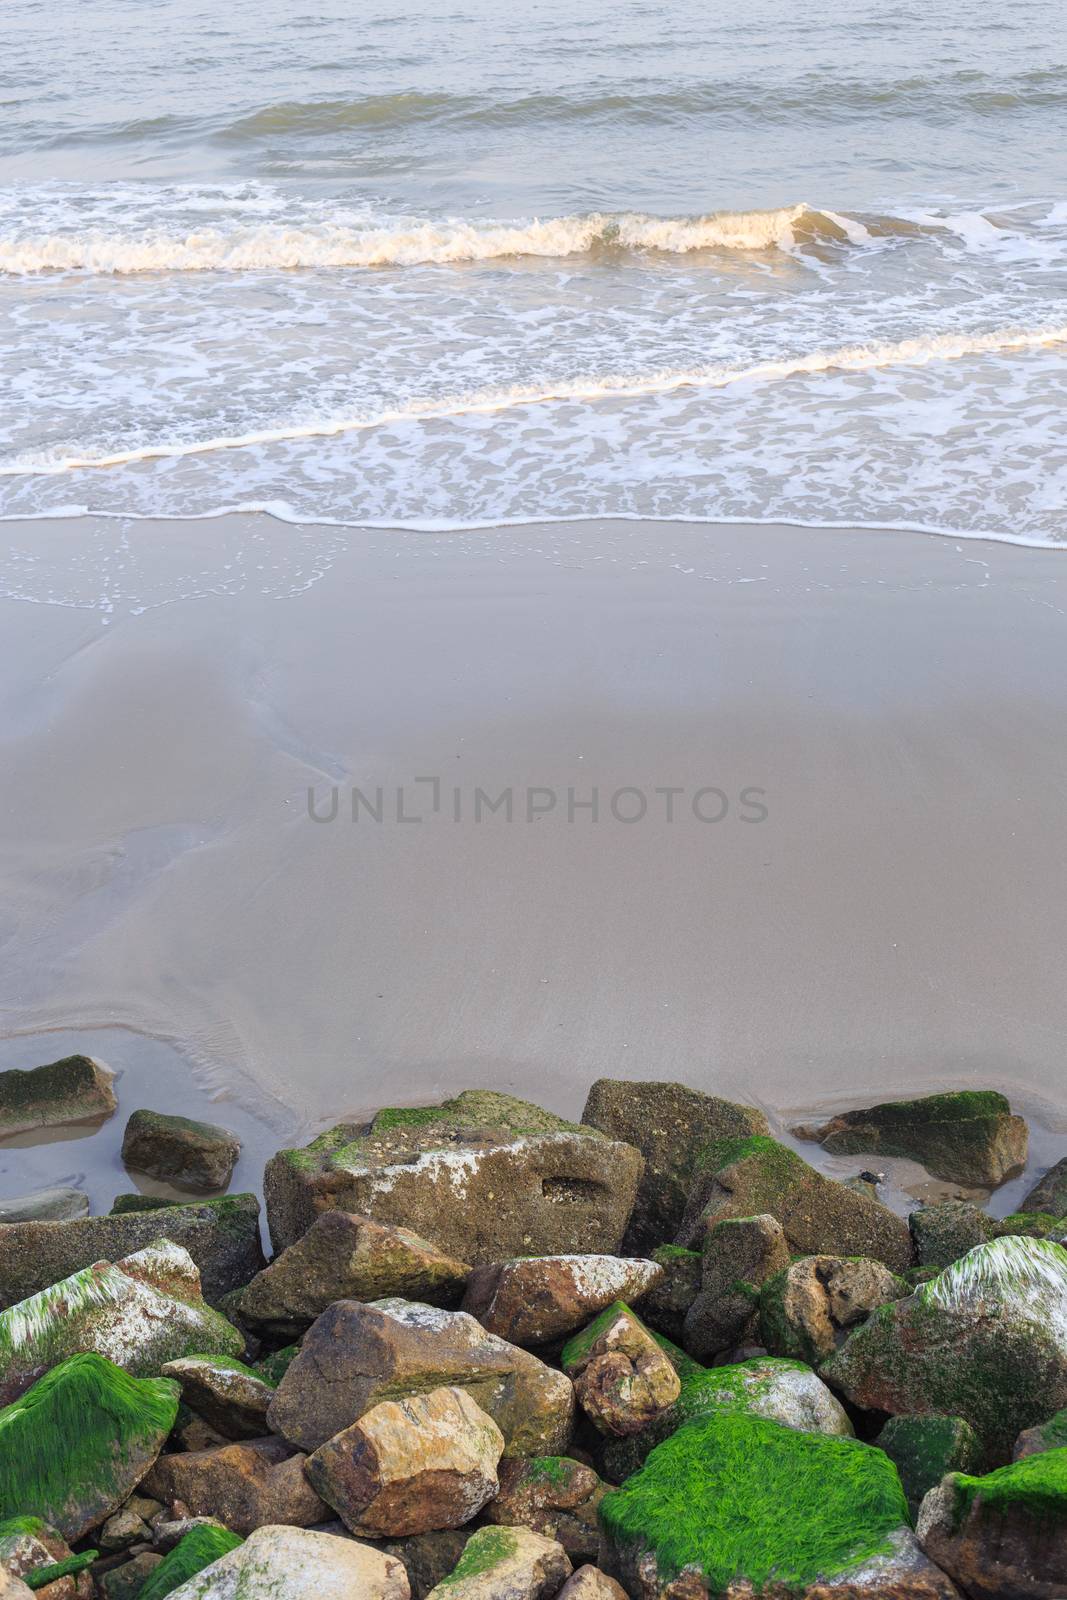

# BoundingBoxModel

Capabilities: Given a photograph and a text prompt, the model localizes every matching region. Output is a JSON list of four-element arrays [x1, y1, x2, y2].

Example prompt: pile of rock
[[1, 1066, 1066, 1598]]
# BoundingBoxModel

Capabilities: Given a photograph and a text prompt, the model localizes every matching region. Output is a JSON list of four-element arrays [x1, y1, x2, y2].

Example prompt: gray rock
[[876, 1415, 982, 1520], [0, 1186, 89, 1223], [424, 1526, 570, 1600], [100, 1552, 164, 1599], [918, 1469, 1067, 1600], [122, 1111, 240, 1194], [1021, 1155, 1067, 1216], [0, 1054, 116, 1138], [796, 1090, 1028, 1189], [638, 1245, 702, 1341], [909, 1202, 994, 1270], [163, 1524, 411, 1600], [381, 1532, 472, 1600], [160, 1356, 276, 1439], [683, 1214, 789, 1362]]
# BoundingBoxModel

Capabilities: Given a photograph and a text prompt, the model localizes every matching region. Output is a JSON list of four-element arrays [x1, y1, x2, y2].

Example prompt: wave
[[6, 321, 1063, 479]]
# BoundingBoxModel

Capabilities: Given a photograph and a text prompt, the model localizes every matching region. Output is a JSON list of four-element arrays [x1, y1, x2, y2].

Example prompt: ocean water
[[2, 0, 1065, 544]]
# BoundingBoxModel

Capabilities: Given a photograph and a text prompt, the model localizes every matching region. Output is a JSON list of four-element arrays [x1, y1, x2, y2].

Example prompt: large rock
[[482, 1457, 605, 1564], [561, 1303, 680, 1437], [268, 1298, 573, 1456], [1021, 1156, 1067, 1217], [306, 1385, 503, 1536], [580, 1079, 768, 1251], [599, 1412, 957, 1599], [0, 1055, 116, 1138], [121, 1112, 240, 1195], [758, 1254, 909, 1366], [159, 1356, 276, 1439], [0, 1242, 243, 1404], [136, 1526, 243, 1600], [0, 1516, 92, 1594], [163, 1524, 410, 1600], [0, 1188, 89, 1224], [264, 1091, 643, 1262], [0, 1353, 179, 1540], [918, 1449, 1067, 1600], [0, 1195, 264, 1310], [639, 1246, 702, 1342], [143, 1437, 327, 1536], [462, 1255, 662, 1346], [683, 1214, 789, 1362], [876, 1415, 982, 1520], [424, 1527, 570, 1600], [823, 1237, 1067, 1459], [796, 1090, 1028, 1188], [909, 1202, 993, 1270], [234, 1212, 471, 1338]]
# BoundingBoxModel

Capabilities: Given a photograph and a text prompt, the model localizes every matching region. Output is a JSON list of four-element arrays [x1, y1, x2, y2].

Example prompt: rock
[[162, 1524, 410, 1600], [424, 1527, 570, 1600], [150, 1517, 229, 1554], [909, 1202, 994, 1269], [481, 1457, 605, 1563], [99, 1506, 152, 1549], [462, 1255, 663, 1346], [0, 1188, 89, 1225], [121, 1112, 240, 1195], [683, 1214, 790, 1362], [917, 1450, 1067, 1600], [135, 1525, 243, 1600], [600, 1411, 958, 1599], [993, 1211, 1067, 1242], [0, 1574, 32, 1599], [381, 1532, 472, 1600], [235, 1212, 471, 1338], [823, 1237, 1067, 1459], [797, 1090, 1028, 1189], [0, 1055, 116, 1139], [1014, 1408, 1067, 1459], [305, 1385, 503, 1536], [0, 1195, 264, 1311], [556, 1569, 628, 1600], [159, 1356, 275, 1439], [264, 1090, 643, 1262], [0, 1242, 244, 1404], [254, 1345, 299, 1386], [758, 1254, 909, 1366], [100, 1552, 164, 1599], [561, 1302, 680, 1437], [601, 1354, 852, 1481], [0, 1517, 90, 1591], [579, 1079, 768, 1251], [676, 1134, 913, 1273], [143, 1438, 327, 1536], [1021, 1155, 1067, 1217], [876, 1416, 983, 1520], [0, 1353, 179, 1540], [638, 1246, 702, 1342], [268, 1298, 574, 1457]]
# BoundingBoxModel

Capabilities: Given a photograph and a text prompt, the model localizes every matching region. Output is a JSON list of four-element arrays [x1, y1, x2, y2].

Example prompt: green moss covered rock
[[684, 1214, 789, 1362], [137, 1524, 244, 1600], [639, 1246, 702, 1342], [121, 1110, 241, 1195], [425, 1525, 570, 1600], [0, 1353, 179, 1540], [0, 1055, 116, 1138], [876, 1415, 982, 1519], [917, 1447, 1067, 1599], [798, 1090, 1028, 1188]]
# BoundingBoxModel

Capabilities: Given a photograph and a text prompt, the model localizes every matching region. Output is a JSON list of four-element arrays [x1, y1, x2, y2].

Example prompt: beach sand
[[1, 514, 1066, 1209]]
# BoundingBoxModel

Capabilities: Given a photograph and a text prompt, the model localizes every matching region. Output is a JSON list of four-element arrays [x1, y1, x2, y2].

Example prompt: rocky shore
[[1, 1059, 1065, 1598]]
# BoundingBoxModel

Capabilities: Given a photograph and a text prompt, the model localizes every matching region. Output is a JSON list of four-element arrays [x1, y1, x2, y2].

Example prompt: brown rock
[[556, 1569, 629, 1600], [160, 1356, 275, 1440], [918, 1474, 1066, 1600], [482, 1457, 606, 1563], [564, 1304, 680, 1436], [121, 1111, 240, 1194], [424, 1526, 571, 1600], [638, 1247, 702, 1341], [381, 1532, 473, 1600], [143, 1437, 327, 1536], [305, 1385, 503, 1537], [758, 1255, 909, 1365], [462, 1255, 663, 1346], [683, 1215, 790, 1362], [0, 1055, 116, 1138], [268, 1298, 574, 1457], [99, 1553, 163, 1600]]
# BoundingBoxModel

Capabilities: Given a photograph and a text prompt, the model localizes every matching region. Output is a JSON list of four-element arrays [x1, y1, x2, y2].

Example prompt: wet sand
[[1, 514, 1066, 1208]]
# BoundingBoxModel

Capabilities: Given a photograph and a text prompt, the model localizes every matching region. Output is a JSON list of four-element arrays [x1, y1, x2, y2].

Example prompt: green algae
[[253, 1345, 297, 1386], [437, 1526, 518, 1586], [137, 1523, 244, 1600], [24, 1550, 97, 1589], [600, 1411, 908, 1591], [1034, 1409, 1067, 1451], [994, 1212, 1067, 1239], [523, 1456, 579, 1491], [950, 1445, 1067, 1527], [0, 1353, 179, 1537]]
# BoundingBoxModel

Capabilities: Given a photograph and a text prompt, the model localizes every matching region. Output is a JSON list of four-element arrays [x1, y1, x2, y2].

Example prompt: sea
[[2, 0, 1065, 545]]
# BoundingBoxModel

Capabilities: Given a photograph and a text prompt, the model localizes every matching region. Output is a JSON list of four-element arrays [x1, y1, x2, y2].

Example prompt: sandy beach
[[1, 513, 1066, 1208]]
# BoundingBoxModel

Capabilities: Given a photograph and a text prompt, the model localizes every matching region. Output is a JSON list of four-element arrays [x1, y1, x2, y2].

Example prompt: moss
[[653, 1244, 701, 1263], [0, 1516, 48, 1539], [253, 1345, 298, 1386], [437, 1526, 519, 1586], [24, 1551, 98, 1589], [137, 1524, 244, 1600], [181, 1353, 266, 1381], [523, 1456, 579, 1491], [1035, 1410, 1067, 1450], [696, 1133, 799, 1178], [601, 1412, 908, 1590], [876, 1415, 981, 1518], [671, 1358, 810, 1425], [950, 1445, 1067, 1528], [561, 1300, 633, 1372], [0, 1353, 179, 1535], [994, 1213, 1067, 1239]]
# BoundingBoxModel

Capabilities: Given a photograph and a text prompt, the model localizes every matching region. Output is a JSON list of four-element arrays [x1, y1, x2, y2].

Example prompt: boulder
[[599, 1412, 958, 1599], [638, 1246, 702, 1342], [162, 1524, 410, 1600], [683, 1214, 790, 1362], [234, 1211, 470, 1338], [676, 1135, 913, 1273], [121, 1112, 240, 1195], [305, 1386, 503, 1537], [424, 1527, 570, 1600], [1021, 1155, 1067, 1217], [482, 1456, 606, 1562], [0, 1517, 91, 1593], [0, 1195, 264, 1311], [993, 1211, 1067, 1243], [556, 1569, 628, 1600], [264, 1090, 643, 1262], [579, 1079, 768, 1252], [823, 1237, 1067, 1459], [876, 1416, 983, 1520], [99, 1505, 152, 1549], [381, 1532, 472, 1600], [909, 1202, 993, 1270], [1014, 1408, 1067, 1459], [0, 1188, 89, 1225], [796, 1090, 1028, 1188], [268, 1298, 574, 1457], [561, 1302, 680, 1437], [758, 1254, 909, 1366], [136, 1525, 243, 1600], [159, 1356, 275, 1440], [0, 1353, 179, 1540], [917, 1449, 1067, 1600], [0, 1055, 116, 1138], [0, 1242, 244, 1404], [143, 1438, 327, 1536], [462, 1255, 663, 1346]]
